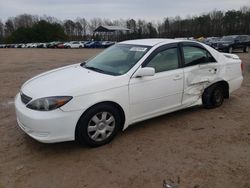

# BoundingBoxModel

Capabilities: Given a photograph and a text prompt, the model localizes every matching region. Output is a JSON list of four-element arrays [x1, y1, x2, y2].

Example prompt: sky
[[0, 0, 250, 21]]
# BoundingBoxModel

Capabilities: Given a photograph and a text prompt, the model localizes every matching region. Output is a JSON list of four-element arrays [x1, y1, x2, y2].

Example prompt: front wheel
[[75, 104, 121, 147]]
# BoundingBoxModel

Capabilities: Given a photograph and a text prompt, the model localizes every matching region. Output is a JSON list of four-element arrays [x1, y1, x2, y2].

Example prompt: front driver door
[[129, 45, 184, 122]]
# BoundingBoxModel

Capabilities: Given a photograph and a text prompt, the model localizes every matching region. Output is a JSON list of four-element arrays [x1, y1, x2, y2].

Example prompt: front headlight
[[26, 96, 72, 111]]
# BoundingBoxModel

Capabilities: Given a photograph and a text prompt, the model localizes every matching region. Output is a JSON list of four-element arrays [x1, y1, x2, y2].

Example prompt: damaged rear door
[[180, 42, 220, 106]]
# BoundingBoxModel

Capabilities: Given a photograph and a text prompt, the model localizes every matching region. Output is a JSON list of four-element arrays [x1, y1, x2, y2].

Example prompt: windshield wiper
[[84, 65, 108, 74], [80, 61, 86, 67], [81, 63, 119, 76]]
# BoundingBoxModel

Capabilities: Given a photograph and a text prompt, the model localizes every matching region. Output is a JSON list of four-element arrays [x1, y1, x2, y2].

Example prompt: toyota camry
[[15, 39, 243, 147]]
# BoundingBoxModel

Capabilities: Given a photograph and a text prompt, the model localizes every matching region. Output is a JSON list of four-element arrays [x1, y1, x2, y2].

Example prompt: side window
[[236, 36, 243, 42], [241, 36, 247, 42], [146, 48, 179, 73], [183, 46, 215, 67]]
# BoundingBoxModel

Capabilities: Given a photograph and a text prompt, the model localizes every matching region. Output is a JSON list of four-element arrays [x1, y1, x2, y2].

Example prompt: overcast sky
[[0, 0, 250, 21]]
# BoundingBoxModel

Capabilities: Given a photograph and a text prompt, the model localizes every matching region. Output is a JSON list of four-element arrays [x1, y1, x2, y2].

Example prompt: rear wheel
[[211, 87, 224, 107], [202, 84, 225, 108], [75, 104, 121, 147], [244, 46, 249, 53]]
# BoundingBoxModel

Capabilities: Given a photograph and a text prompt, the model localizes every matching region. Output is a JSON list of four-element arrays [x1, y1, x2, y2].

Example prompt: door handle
[[173, 75, 183, 80], [208, 68, 217, 73]]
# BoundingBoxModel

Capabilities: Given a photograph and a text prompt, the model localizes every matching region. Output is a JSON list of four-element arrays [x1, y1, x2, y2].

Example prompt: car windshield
[[84, 44, 150, 75], [221, 36, 236, 42]]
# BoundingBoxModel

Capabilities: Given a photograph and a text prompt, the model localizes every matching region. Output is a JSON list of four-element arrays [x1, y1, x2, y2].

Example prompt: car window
[[240, 36, 247, 41], [99, 47, 128, 62], [146, 48, 179, 73], [85, 44, 150, 75], [183, 46, 215, 67]]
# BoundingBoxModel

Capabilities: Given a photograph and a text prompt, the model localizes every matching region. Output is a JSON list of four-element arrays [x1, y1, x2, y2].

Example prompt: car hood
[[21, 64, 127, 99]]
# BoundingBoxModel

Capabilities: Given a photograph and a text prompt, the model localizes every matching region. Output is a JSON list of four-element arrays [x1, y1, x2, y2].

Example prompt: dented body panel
[[181, 43, 243, 108]]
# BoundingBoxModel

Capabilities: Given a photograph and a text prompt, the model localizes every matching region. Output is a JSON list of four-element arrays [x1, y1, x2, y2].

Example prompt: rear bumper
[[15, 93, 83, 143]]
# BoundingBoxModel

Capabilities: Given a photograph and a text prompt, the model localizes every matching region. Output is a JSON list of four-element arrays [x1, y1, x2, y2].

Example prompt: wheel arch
[[75, 101, 126, 137], [215, 80, 229, 98], [206, 80, 229, 99]]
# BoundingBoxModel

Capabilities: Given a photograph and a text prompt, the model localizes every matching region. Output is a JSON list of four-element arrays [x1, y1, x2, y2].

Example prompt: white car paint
[[15, 39, 243, 143], [64, 41, 84, 48]]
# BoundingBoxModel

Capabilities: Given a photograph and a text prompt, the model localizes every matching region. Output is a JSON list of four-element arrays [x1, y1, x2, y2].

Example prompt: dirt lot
[[0, 48, 250, 188]]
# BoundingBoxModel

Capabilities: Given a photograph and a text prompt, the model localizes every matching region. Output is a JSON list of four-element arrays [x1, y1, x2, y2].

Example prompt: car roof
[[120, 38, 185, 47]]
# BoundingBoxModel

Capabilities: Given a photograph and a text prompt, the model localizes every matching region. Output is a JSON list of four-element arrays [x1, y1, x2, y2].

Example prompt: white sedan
[[64, 41, 84, 48], [15, 39, 243, 147]]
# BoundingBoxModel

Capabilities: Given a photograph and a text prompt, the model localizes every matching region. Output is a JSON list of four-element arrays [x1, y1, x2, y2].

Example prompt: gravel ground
[[0, 48, 249, 188]]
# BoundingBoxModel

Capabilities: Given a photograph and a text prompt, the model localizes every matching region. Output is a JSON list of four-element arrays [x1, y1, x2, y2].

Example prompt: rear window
[[183, 46, 216, 66]]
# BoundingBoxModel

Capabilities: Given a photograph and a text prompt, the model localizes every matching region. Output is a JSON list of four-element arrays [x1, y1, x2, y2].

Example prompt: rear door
[[181, 42, 220, 106]]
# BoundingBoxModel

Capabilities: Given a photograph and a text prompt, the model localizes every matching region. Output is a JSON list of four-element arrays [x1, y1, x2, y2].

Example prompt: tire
[[202, 84, 224, 109], [228, 46, 233, 53], [244, 46, 249, 53], [75, 103, 121, 147]]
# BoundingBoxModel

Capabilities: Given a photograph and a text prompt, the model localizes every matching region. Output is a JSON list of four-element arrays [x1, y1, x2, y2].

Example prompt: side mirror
[[134, 67, 155, 77]]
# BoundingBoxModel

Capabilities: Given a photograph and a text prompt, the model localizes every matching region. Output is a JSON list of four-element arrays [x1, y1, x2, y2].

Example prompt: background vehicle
[[26, 43, 37, 48], [101, 41, 116, 48], [57, 43, 65, 48], [0, 44, 6, 48], [212, 35, 250, 53], [37, 43, 47, 48], [84, 41, 102, 48], [5, 44, 15, 48], [64, 41, 84, 48], [203, 37, 221, 46], [46, 41, 61, 48], [15, 39, 243, 147]]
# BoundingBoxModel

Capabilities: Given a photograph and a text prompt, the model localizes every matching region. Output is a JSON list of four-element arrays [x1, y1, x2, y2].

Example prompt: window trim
[[141, 43, 182, 73], [179, 42, 217, 67]]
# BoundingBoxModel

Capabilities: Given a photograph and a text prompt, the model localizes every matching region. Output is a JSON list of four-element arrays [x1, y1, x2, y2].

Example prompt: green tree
[[8, 20, 66, 43]]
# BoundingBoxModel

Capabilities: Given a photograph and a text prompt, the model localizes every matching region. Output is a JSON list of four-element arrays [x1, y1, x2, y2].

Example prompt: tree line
[[0, 6, 250, 43]]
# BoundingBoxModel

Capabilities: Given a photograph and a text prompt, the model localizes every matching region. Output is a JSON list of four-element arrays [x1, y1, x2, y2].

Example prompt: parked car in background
[[15, 39, 243, 147], [0, 44, 6, 48], [85, 41, 102, 48], [37, 43, 47, 48], [203, 37, 220, 46], [212, 35, 250, 53], [64, 41, 84, 48], [57, 43, 65, 49], [101, 41, 115, 48], [16, 43, 26, 48], [46, 41, 61, 48], [26, 43, 37, 48], [83, 41, 92, 47], [5, 44, 15, 48]]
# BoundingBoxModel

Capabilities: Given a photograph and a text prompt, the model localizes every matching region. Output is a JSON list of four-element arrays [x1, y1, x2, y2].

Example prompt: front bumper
[[15, 93, 83, 143]]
